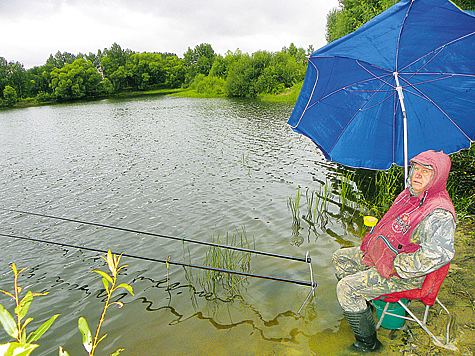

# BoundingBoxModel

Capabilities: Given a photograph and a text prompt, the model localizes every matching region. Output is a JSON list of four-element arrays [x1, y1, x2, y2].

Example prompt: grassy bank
[[2, 88, 186, 110]]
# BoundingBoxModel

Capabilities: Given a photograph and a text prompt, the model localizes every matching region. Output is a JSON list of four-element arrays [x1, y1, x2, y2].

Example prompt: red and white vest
[[360, 150, 456, 279]]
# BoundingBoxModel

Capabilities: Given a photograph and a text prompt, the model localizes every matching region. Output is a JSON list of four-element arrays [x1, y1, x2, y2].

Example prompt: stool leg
[[398, 301, 443, 347], [423, 305, 430, 325], [376, 302, 390, 330], [436, 297, 450, 315]]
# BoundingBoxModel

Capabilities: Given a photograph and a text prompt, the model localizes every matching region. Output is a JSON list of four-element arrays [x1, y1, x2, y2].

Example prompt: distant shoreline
[[2, 87, 300, 111]]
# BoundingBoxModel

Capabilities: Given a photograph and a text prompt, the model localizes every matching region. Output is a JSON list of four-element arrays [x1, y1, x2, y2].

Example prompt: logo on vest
[[392, 213, 411, 234]]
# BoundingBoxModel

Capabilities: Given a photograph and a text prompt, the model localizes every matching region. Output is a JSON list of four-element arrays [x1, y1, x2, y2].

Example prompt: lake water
[[0, 96, 362, 355]]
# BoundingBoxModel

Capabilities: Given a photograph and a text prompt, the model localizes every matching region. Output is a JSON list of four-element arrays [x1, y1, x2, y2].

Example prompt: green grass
[[200, 227, 254, 299]]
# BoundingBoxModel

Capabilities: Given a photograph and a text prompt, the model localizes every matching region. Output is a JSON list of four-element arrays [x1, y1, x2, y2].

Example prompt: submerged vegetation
[[199, 227, 254, 299]]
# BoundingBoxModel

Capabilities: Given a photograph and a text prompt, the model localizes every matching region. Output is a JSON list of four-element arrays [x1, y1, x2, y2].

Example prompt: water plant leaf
[[116, 264, 128, 273], [93, 270, 113, 285], [59, 346, 70, 356], [106, 250, 116, 274], [31, 292, 49, 298], [115, 283, 134, 296], [0, 342, 39, 356], [21, 318, 33, 331], [21, 329, 27, 344], [11, 264, 27, 277], [102, 277, 110, 293], [26, 314, 59, 343], [78, 317, 92, 353], [110, 348, 124, 356], [15, 292, 33, 320], [0, 304, 18, 338]]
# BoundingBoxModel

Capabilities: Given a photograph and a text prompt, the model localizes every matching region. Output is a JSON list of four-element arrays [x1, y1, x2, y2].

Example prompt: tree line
[[0, 42, 312, 107], [2, 0, 474, 107]]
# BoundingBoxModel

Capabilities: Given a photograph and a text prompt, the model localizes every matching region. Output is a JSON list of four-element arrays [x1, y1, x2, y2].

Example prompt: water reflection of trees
[[135, 290, 308, 344]]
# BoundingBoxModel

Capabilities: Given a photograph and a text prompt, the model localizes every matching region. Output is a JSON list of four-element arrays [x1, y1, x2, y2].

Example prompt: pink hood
[[408, 150, 452, 195]]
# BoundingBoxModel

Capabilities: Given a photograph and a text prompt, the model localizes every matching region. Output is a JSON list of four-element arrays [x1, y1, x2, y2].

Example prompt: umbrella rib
[[329, 77, 390, 155], [398, 75, 473, 142], [291, 59, 393, 129], [289, 60, 320, 129], [399, 72, 475, 89], [395, 0, 414, 71], [399, 31, 475, 75]]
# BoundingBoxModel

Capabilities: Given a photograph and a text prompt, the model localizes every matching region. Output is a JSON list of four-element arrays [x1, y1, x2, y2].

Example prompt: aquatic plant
[[303, 188, 317, 232], [352, 165, 403, 220], [314, 182, 332, 230], [337, 171, 356, 211], [447, 144, 475, 218], [0, 251, 134, 356], [0, 264, 59, 355], [287, 188, 303, 236], [200, 227, 254, 299]]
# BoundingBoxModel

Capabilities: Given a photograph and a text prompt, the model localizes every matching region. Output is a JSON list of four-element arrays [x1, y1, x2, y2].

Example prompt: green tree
[[7, 61, 27, 98], [109, 65, 131, 92], [0, 58, 27, 100], [162, 55, 186, 88], [209, 49, 243, 79], [225, 48, 306, 97], [326, 0, 399, 42], [225, 54, 255, 97], [126, 52, 167, 89], [454, 0, 475, 10], [183, 43, 216, 84], [100, 43, 134, 80], [0, 57, 9, 98], [50, 58, 103, 100], [46, 51, 78, 68], [255, 51, 305, 94], [190, 73, 226, 96], [25, 63, 56, 99], [2, 85, 18, 106]]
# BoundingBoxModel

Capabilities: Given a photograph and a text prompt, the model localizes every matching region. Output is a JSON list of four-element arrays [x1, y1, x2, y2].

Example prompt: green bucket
[[372, 299, 408, 329]]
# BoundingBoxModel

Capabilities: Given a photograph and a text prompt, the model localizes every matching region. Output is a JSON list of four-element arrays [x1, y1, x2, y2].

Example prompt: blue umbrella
[[288, 0, 475, 182]]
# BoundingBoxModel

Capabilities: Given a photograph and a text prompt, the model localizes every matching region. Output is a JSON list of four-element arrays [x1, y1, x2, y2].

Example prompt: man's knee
[[336, 276, 368, 313]]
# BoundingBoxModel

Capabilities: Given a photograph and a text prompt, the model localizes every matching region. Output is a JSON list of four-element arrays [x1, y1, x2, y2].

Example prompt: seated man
[[333, 150, 456, 352]]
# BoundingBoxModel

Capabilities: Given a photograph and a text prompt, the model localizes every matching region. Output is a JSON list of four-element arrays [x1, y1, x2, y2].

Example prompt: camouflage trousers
[[332, 247, 424, 313]]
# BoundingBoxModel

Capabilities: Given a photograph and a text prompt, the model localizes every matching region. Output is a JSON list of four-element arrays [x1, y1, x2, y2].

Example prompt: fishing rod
[[1, 208, 310, 263], [0, 232, 316, 288]]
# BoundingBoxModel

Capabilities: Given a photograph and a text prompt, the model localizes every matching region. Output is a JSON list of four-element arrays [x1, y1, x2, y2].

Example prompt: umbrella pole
[[394, 73, 408, 187], [403, 111, 408, 187]]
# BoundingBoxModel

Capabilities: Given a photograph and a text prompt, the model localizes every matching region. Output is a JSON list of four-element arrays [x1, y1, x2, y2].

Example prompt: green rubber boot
[[344, 307, 382, 352]]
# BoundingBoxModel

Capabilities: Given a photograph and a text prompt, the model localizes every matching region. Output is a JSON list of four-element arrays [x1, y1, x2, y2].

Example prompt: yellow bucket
[[364, 216, 378, 227]]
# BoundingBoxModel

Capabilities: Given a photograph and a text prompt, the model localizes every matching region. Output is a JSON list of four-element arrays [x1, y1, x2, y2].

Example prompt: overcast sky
[[0, 0, 340, 69]]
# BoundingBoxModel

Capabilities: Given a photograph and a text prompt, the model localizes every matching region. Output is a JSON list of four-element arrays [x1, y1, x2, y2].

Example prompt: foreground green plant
[[0, 264, 59, 356], [61, 250, 134, 356], [0, 250, 134, 356]]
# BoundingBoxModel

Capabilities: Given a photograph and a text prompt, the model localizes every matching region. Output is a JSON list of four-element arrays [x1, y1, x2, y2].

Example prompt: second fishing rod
[[2, 208, 311, 264]]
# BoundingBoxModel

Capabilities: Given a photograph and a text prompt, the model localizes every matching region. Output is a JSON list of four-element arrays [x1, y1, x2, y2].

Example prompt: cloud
[[0, 0, 339, 68]]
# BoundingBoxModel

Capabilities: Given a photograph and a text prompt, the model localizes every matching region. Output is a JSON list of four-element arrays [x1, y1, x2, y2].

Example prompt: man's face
[[411, 163, 434, 194]]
